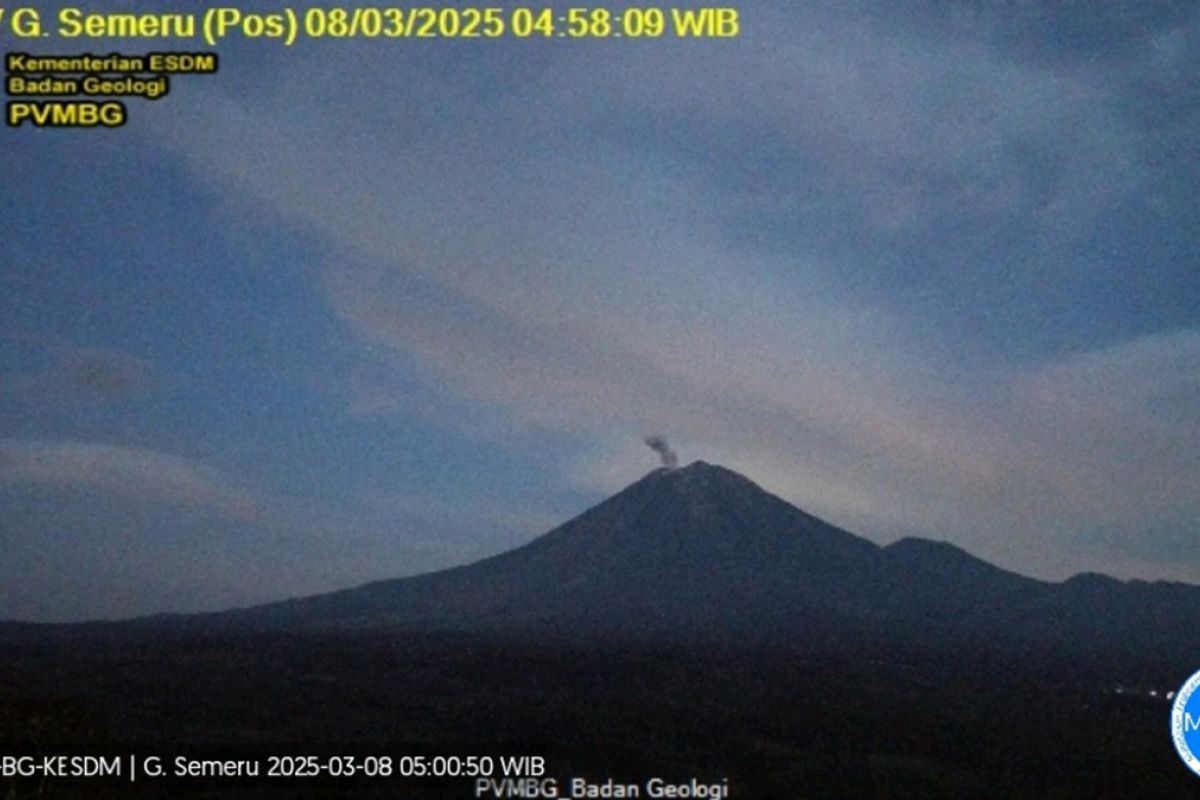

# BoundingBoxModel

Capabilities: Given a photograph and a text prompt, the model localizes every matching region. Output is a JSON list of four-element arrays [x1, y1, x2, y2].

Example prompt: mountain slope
[[225, 462, 888, 635], [199, 461, 1200, 666], [4, 459, 1169, 672]]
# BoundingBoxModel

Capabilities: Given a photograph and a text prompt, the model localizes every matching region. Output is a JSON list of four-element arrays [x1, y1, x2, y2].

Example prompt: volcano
[[208, 461, 1200, 662], [226, 461, 886, 636]]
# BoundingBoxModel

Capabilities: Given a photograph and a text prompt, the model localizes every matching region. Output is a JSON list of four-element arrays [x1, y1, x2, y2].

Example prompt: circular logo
[[1172, 669, 1200, 777]]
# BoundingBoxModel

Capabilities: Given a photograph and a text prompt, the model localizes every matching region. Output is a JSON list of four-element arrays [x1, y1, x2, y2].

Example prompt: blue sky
[[2, 2, 1198, 620]]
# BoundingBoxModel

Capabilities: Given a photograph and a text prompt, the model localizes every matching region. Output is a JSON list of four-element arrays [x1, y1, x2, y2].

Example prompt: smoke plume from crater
[[643, 435, 678, 470]]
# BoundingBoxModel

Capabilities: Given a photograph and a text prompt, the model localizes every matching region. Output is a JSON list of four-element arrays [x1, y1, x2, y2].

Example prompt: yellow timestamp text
[[0, 7, 741, 45]]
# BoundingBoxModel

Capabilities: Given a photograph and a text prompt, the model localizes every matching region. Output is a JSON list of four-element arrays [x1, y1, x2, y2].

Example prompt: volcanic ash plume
[[643, 435, 678, 470]]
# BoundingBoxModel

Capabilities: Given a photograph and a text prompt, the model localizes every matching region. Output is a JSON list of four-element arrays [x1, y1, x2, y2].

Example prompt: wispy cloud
[[0, 439, 262, 523], [1003, 329, 1200, 530], [12, 345, 153, 402], [129, 5, 1200, 584]]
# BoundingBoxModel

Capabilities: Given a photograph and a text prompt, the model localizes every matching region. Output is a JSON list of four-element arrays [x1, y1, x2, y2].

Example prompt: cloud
[[0, 437, 573, 619], [1003, 329, 1200, 529], [55, 348, 150, 397], [1013, 329, 1200, 425], [138, 7, 1200, 583], [1, 341, 153, 407], [0, 439, 262, 523], [525, 4, 1151, 246], [41, 346, 152, 400]]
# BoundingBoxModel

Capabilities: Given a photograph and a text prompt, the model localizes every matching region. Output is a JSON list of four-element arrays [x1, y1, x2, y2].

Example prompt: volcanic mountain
[[207, 462, 1200, 663], [226, 461, 886, 636]]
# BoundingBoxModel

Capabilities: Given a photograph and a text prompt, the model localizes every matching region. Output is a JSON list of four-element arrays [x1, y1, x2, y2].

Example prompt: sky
[[1, 2, 1198, 621]]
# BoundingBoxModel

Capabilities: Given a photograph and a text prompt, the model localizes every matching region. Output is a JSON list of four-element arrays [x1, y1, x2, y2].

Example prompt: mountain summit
[[217, 462, 1200, 658], [231, 462, 882, 635]]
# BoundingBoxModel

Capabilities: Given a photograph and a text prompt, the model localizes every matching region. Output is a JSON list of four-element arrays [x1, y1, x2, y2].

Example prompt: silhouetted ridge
[[884, 537, 1029, 582], [136, 460, 1200, 662], [219, 461, 882, 635], [1063, 572, 1124, 590]]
